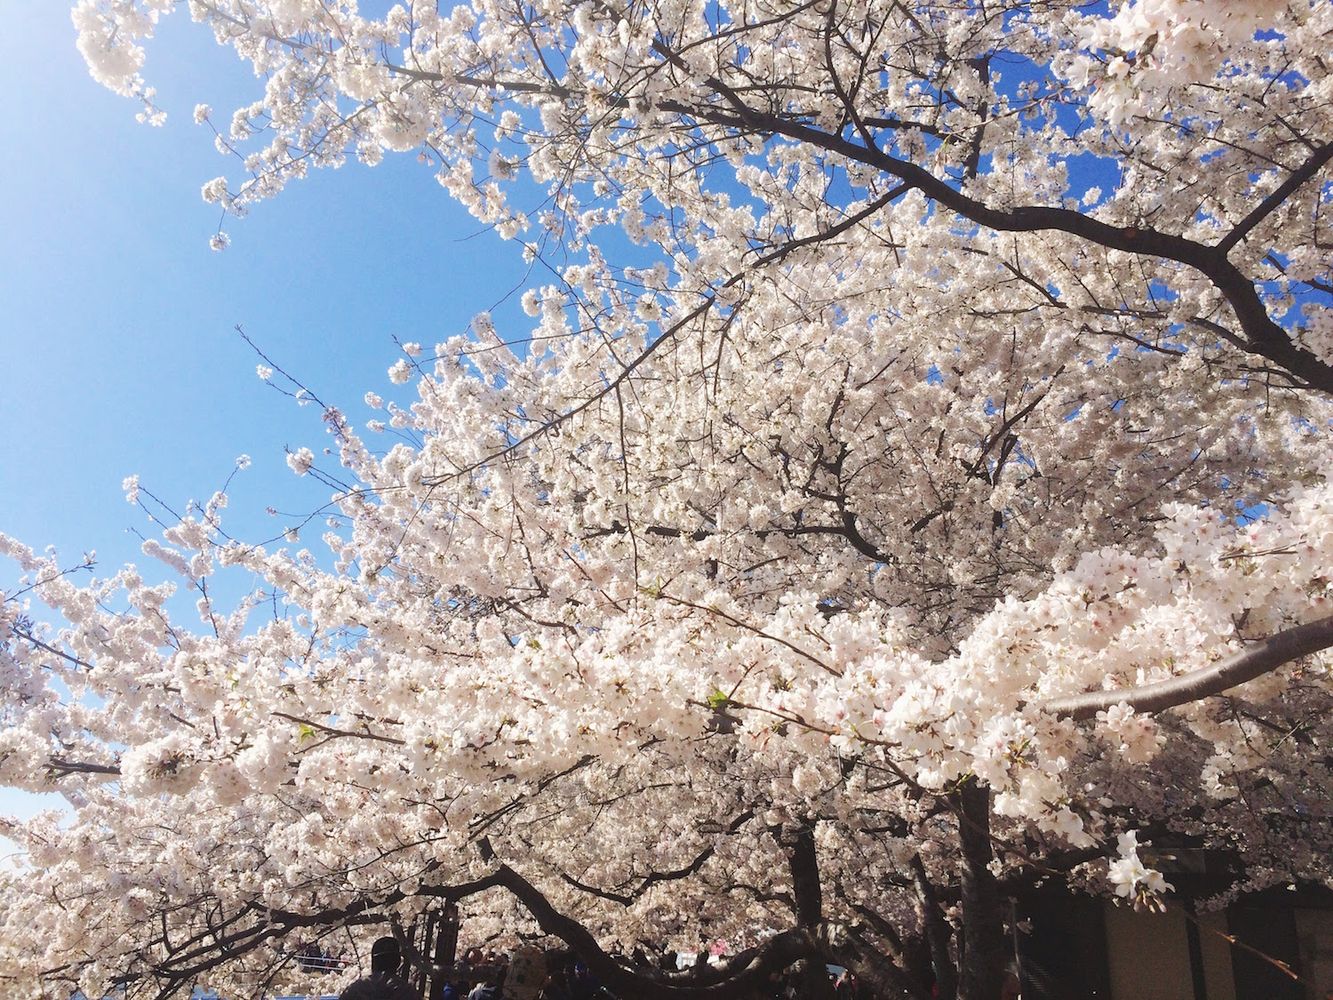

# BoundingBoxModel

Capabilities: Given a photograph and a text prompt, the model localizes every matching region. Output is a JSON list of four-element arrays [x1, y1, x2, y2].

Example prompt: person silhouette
[[340, 936, 418, 1000]]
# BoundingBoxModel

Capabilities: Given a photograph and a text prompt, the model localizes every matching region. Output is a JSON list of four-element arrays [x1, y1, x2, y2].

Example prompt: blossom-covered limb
[[1045, 613, 1333, 720]]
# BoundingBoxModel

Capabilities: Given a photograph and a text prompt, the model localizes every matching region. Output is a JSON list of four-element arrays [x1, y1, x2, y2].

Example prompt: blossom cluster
[[4, 0, 1328, 993]]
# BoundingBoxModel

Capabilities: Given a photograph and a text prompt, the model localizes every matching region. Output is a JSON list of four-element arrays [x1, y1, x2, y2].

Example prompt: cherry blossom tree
[[3, 1, 1332, 998]]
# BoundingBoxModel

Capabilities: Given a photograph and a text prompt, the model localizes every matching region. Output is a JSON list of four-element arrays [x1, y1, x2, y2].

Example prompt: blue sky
[[0, 4, 538, 568], [0, 4, 535, 834], [1, 3, 541, 560]]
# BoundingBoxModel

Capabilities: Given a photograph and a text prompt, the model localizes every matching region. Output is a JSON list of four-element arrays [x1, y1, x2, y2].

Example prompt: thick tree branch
[[1045, 614, 1333, 720], [909, 854, 956, 999], [954, 782, 1005, 1000], [829, 924, 933, 1000], [396, 48, 1333, 390], [782, 823, 836, 1000], [46, 757, 121, 777], [784, 823, 824, 929]]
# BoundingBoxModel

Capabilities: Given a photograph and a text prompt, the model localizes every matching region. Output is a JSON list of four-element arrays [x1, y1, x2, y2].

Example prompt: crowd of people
[[336, 937, 873, 1000]]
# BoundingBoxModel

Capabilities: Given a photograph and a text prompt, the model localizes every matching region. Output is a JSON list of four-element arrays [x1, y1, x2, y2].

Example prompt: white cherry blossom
[[3, 2, 1330, 998]]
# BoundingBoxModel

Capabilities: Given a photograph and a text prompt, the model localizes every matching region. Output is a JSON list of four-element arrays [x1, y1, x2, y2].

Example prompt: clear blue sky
[[0, 2, 558, 557], [0, 4, 533, 832], [0, 3, 537, 562]]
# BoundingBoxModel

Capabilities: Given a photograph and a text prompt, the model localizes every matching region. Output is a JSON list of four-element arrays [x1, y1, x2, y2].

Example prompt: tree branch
[[480, 843, 816, 999], [662, 102, 1333, 393], [908, 854, 956, 1000], [1217, 141, 1333, 255], [557, 809, 754, 905], [1044, 614, 1333, 720]]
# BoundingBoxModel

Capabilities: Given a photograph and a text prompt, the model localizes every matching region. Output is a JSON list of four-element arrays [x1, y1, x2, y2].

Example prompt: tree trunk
[[909, 853, 957, 999], [785, 824, 836, 1000], [955, 782, 1007, 1000]]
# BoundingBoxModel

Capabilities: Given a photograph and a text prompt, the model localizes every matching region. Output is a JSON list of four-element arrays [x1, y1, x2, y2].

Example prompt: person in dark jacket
[[340, 936, 417, 1000]]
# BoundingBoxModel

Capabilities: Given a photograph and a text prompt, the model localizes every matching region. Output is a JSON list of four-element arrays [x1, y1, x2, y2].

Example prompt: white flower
[[790, 763, 822, 796], [286, 447, 314, 476], [209, 231, 230, 252], [136, 101, 167, 127], [388, 359, 413, 384], [201, 177, 229, 204], [1108, 855, 1148, 898], [122, 475, 140, 504], [256, 365, 274, 381], [193, 103, 211, 124], [488, 148, 519, 181], [235, 454, 251, 470], [521, 289, 541, 316], [635, 294, 661, 322], [364, 391, 384, 409], [402, 342, 422, 357], [1051, 809, 1089, 844], [1109, 830, 1173, 909], [1098, 704, 1163, 764]]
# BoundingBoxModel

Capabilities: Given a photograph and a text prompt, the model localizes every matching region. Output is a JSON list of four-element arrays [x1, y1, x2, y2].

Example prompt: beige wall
[[1104, 903, 1194, 1000], [1098, 900, 1333, 1000], [1100, 904, 1236, 1000]]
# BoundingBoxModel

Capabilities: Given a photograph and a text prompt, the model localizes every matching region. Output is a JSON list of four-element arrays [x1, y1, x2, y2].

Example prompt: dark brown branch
[[660, 103, 1333, 392], [908, 854, 956, 999], [9, 627, 96, 671], [829, 924, 933, 1000], [46, 757, 121, 777], [955, 782, 1005, 1000], [271, 710, 406, 745], [389, 58, 1331, 394], [557, 809, 755, 905], [784, 823, 824, 928], [480, 845, 816, 999], [1217, 141, 1333, 255]]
